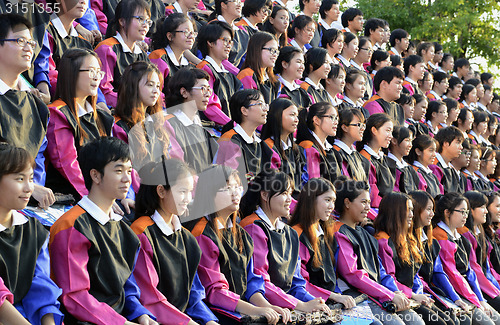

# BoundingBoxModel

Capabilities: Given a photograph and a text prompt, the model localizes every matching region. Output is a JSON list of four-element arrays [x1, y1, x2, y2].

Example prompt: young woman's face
[[488, 121, 499, 136], [185, 78, 211, 111], [355, 42, 372, 64], [326, 4, 341, 22], [420, 199, 434, 227], [488, 196, 500, 223], [422, 46, 435, 63], [475, 120, 488, 135], [454, 149, 471, 170], [244, 95, 269, 126], [447, 107, 459, 124], [343, 114, 364, 142], [436, 78, 449, 94], [210, 30, 232, 61], [393, 136, 413, 157], [317, 106, 338, 137], [468, 149, 481, 171], [442, 56, 454, 72], [268, 186, 293, 219], [343, 38, 359, 59], [311, 54, 332, 80], [283, 52, 305, 80], [138, 72, 161, 108], [403, 103, 415, 120], [64, 0, 87, 19], [476, 84, 485, 99], [315, 189, 336, 223], [281, 105, 299, 136], [270, 9, 289, 34], [222, 0, 242, 19], [124, 9, 151, 42], [296, 22, 316, 45], [433, 50, 443, 63], [406, 199, 414, 228], [413, 100, 428, 121], [471, 204, 488, 226], [447, 200, 468, 230], [330, 68, 346, 94], [75, 55, 102, 99], [372, 121, 394, 148], [482, 155, 497, 175], [330, 33, 344, 56], [346, 190, 370, 224], [0, 166, 34, 212], [433, 104, 448, 124], [376, 56, 391, 70], [345, 75, 366, 100], [254, 6, 270, 24], [169, 20, 196, 51], [214, 175, 242, 214], [466, 88, 478, 103], [261, 39, 279, 68], [418, 141, 437, 167], [162, 173, 194, 216]]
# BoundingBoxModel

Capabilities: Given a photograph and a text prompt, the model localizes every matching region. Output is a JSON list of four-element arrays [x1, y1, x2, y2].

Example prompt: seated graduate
[[386, 126, 419, 194], [49, 137, 158, 325], [164, 68, 218, 174], [402, 55, 425, 97], [339, 69, 370, 118], [0, 143, 64, 325], [186, 165, 291, 324], [131, 159, 219, 325], [484, 192, 500, 278], [46, 48, 114, 201], [261, 98, 306, 196], [0, 13, 55, 209], [239, 169, 331, 314], [407, 135, 443, 198], [95, 0, 151, 107], [333, 179, 424, 325], [425, 100, 448, 137], [0, 276, 31, 325], [300, 47, 333, 104]]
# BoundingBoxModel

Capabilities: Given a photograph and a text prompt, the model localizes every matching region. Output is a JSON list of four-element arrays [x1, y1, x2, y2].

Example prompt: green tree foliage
[[353, 0, 500, 65]]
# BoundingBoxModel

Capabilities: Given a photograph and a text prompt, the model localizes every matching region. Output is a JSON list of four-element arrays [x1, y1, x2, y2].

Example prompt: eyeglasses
[[260, 7, 271, 15], [247, 101, 268, 109], [262, 47, 279, 56], [322, 114, 339, 122], [461, 150, 472, 157], [225, 0, 242, 3], [348, 122, 366, 129], [173, 30, 198, 38], [359, 48, 373, 54], [131, 16, 153, 27], [218, 37, 233, 47], [452, 209, 469, 216], [0, 37, 36, 49], [79, 68, 105, 80], [192, 85, 213, 95], [218, 185, 243, 193]]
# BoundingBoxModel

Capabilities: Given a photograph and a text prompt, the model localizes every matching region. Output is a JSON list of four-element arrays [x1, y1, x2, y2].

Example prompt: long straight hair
[[410, 190, 434, 254], [464, 191, 488, 265], [54, 48, 106, 146], [289, 178, 336, 268], [241, 32, 278, 83]]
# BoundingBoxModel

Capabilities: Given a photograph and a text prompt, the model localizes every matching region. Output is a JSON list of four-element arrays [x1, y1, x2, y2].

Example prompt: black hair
[[481, 72, 493, 85], [275, 46, 302, 75], [363, 18, 384, 37], [356, 113, 393, 151], [296, 102, 336, 156], [334, 178, 369, 216], [453, 107, 472, 129], [439, 53, 453, 69], [425, 100, 445, 122], [432, 42, 443, 53], [454, 58, 470, 72], [78, 137, 131, 191], [443, 98, 459, 113], [165, 68, 210, 108], [321, 28, 343, 50], [337, 108, 365, 140], [304, 47, 329, 77], [446, 77, 461, 94], [0, 13, 33, 44], [403, 55, 424, 76], [261, 5, 289, 47], [322, 63, 345, 88], [221, 89, 263, 134], [464, 78, 481, 88], [434, 126, 464, 154], [373, 66, 404, 92], [389, 125, 412, 151], [341, 8, 363, 28], [433, 192, 469, 226], [197, 20, 234, 58], [0, 143, 34, 180], [242, 0, 271, 17], [151, 13, 191, 50], [389, 29, 408, 47], [416, 42, 433, 58], [432, 71, 450, 85], [472, 110, 489, 128], [343, 31, 357, 46], [396, 93, 414, 106], [391, 55, 402, 68], [459, 84, 476, 102], [319, 0, 339, 19], [105, 0, 151, 39], [289, 14, 314, 39], [370, 50, 389, 71], [407, 134, 435, 164]]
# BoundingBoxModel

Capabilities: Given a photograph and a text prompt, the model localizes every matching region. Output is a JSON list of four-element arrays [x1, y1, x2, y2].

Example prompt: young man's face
[[304, 0, 320, 14], [350, 15, 364, 33], [0, 25, 34, 74], [326, 4, 341, 22], [370, 26, 384, 44], [94, 159, 132, 201], [411, 62, 425, 80], [444, 138, 463, 160], [395, 37, 409, 51], [382, 77, 403, 101], [457, 65, 470, 78]]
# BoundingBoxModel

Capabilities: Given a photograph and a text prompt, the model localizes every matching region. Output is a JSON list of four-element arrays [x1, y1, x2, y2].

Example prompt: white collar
[[255, 206, 285, 230], [363, 144, 383, 159], [205, 56, 228, 73], [463, 169, 478, 180], [387, 152, 408, 169], [428, 61, 438, 70], [78, 196, 122, 225], [0, 77, 31, 95], [390, 47, 401, 56], [429, 90, 441, 100], [311, 130, 332, 151], [173, 1, 183, 13], [328, 92, 342, 106], [242, 17, 258, 30], [344, 27, 351, 33], [273, 136, 292, 150], [475, 170, 490, 182], [217, 15, 239, 31], [421, 231, 428, 242], [305, 77, 323, 90], [477, 102, 488, 112], [474, 225, 481, 235], [343, 95, 360, 107], [234, 123, 261, 144], [166, 45, 189, 67], [350, 60, 363, 71], [316, 223, 324, 236], [337, 54, 351, 67], [435, 152, 452, 169], [215, 217, 233, 229], [51, 14, 78, 38], [405, 76, 417, 85], [151, 210, 181, 236], [290, 39, 307, 53], [334, 139, 353, 154], [172, 109, 201, 126], [77, 101, 94, 117], [469, 130, 479, 141], [114, 32, 142, 54], [427, 120, 439, 135], [278, 75, 300, 91], [318, 18, 334, 30], [0, 210, 28, 232], [437, 221, 460, 240], [413, 161, 433, 174]]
